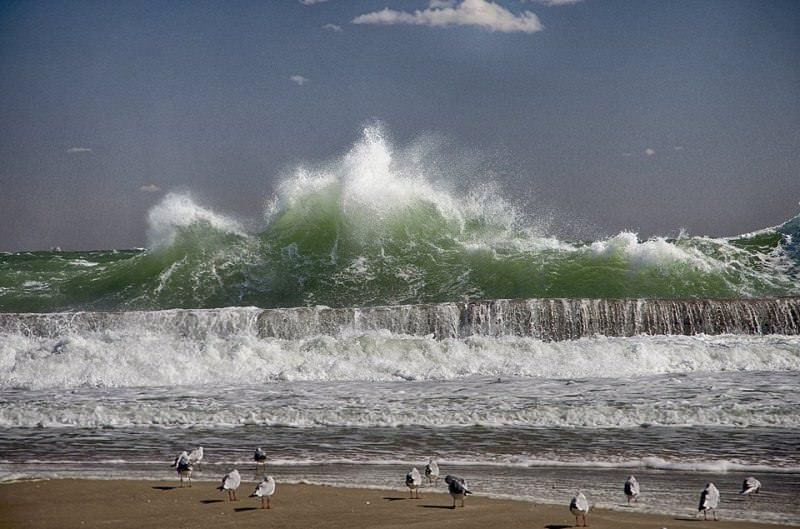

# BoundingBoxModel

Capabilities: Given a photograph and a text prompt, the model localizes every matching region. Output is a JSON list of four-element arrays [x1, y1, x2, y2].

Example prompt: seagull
[[444, 475, 471, 509], [171, 450, 189, 468], [698, 482, 720, 521], [187, 446, 203, 470], [425, 459, 439, 486], [250, 475, 276, 509], [218, 469, 242, 501], [570, 491, 590, 527], [740, 476, 761, 497], [254, 447, 268, 471], [624, 475, 640, 504], [406, 468, 422, 499], [172, 451, 193, 487]]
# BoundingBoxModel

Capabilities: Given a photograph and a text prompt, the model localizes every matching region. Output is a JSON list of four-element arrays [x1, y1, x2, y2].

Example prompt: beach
[[1, 479, 792, 529]]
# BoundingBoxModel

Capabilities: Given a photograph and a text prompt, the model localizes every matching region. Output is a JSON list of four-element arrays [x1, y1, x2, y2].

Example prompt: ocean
[[1, 127, 799, 524]]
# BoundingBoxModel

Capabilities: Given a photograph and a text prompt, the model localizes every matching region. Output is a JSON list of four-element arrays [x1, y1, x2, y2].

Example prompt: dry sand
[[0, 479, 792, 529]]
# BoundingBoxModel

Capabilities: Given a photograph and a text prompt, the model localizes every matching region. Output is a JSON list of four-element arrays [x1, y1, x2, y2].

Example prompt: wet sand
[[1, 479, 793, 529]]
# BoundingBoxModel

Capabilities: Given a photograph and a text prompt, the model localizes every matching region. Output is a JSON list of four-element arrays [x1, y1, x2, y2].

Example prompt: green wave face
[[2, 126, 799, 312]]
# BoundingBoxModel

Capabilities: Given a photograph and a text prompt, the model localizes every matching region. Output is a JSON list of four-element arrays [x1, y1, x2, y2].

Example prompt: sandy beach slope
[[1, 479, 794, 529]]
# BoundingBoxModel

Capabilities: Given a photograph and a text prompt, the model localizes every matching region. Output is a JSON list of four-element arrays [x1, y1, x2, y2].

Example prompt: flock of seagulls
[[571, 474, 763, 526], [170, 446, 276, 509], [170, 447, 763, 523]]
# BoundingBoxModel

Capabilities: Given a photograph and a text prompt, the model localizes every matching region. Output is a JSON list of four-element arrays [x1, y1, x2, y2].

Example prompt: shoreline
[[1, 479, 795, 529]]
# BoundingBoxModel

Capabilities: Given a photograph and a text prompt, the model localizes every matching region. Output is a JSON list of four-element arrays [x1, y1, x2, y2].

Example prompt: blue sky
[[1, 0, 798, 250]]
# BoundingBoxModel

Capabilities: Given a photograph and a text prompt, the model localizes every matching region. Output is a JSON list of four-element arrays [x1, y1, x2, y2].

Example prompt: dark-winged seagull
[[250, 475, 276, 509], [172, 451, 193, 487], [254, 447, 268, 471], [406, 467, 422, 499], [218, 469, 242, 501], [444, 475, 471, 509], [425, 459, 439, 486], [624, 475, 640, 504], [698, 482, 720, 521], [741, 476, 761, 497], [570, 491, 590, 527]]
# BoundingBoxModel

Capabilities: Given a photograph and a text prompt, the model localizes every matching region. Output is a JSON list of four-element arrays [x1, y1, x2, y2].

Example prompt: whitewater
[[1, 125, 799, 524]]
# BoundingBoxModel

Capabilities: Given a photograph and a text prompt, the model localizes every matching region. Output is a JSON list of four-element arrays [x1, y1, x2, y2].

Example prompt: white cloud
[[673, 145, 684, 151], [66, 147, 92, 153], [290, 75, 309, 86], [352, 0, 544, 34], [622, 152, 634, 157], [323, 23, 342, 32], [299, 0, 328, 5], [140, 184, 162, 193], [645, 148, 656, 156]]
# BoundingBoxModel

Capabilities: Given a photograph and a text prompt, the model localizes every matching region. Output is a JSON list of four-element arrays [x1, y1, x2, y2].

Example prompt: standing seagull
[[218, 469, 242, 501], [624, 475, 640, 504], [406, 468, 422, 499], [172, 451, 193, 488], [740, 476, 761, 497], [187, 446, 203, 470], [444, 475, 471, 509], [254, 447, 268, 471], [425, 459, 440, 486], [698, 482, 720, 521], [250, 475, 276, 509], [570, 491, 590, 527]]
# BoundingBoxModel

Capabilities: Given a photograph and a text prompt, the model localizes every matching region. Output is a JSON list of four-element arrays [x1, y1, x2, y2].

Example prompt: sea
[[1, 127, 799, 524]]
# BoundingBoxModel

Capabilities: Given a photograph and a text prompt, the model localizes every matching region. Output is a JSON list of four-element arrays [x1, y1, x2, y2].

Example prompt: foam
[[146, 192, 247, 249]]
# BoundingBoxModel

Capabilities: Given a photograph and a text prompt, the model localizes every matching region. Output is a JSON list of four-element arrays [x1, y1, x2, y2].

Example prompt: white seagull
[[254, 447, 268, 471], [406, 467, 422, 499], [698, 482, 720, 521], [172, 451, 193, 487], [740, 476, 761, 497], [444, 475, 471, 509], [218, 469, 242, 501], [570, 491, 590, 527], [187, 446, 203, 470], [624, 475, 640, 504], [250, 475, 276, 509], [425, 459, 440, 486]]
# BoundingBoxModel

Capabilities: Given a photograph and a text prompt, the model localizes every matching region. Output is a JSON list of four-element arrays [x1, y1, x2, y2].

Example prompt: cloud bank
[[66, 147, 92, 153], [140, 184, 161, 193], [352, 0, 544, 34], [290, 75, 309, 86]]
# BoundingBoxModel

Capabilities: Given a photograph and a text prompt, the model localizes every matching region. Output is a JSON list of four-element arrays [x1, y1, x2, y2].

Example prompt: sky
[[1, 0, 798, 251]]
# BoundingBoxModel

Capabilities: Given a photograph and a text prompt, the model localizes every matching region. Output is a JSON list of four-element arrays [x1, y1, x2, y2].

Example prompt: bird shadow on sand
[[234, 507, 259, 513], [151, 486, 177, 491], [383, 496, 413, 501], [673, 517, 706, 522], [544, 525, 572, 529], [200, 499, 225, 504], [419, 504, 455, 510]]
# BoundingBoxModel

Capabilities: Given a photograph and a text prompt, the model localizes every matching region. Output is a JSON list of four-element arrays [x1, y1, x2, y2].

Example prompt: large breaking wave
[[1, 124, 799, 312]]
